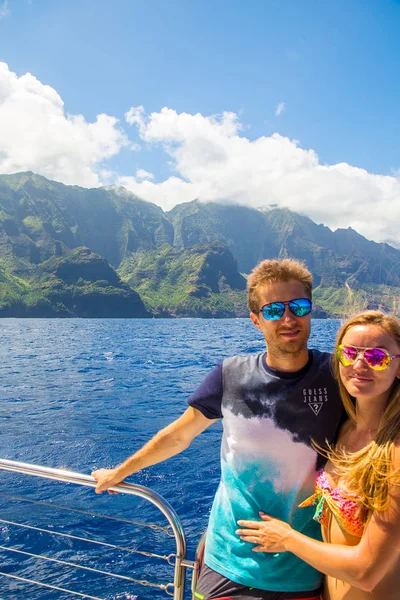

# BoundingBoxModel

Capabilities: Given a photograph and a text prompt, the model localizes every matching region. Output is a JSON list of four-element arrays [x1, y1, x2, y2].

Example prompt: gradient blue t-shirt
[[188, 350, 343, 592]]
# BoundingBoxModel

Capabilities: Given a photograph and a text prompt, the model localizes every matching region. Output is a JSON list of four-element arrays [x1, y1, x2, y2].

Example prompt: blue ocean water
[[0, 318, 340, 599]]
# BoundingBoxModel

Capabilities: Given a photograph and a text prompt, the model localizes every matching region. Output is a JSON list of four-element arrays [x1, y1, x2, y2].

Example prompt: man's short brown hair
[[247, 258, 313, 313]]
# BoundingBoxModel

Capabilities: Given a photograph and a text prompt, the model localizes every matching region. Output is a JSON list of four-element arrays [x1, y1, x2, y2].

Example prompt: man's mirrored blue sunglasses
[[257, 298, 312, 321]]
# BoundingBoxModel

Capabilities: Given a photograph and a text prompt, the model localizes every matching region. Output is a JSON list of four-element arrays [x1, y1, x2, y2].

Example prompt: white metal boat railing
[[0, 458, 204, 600]]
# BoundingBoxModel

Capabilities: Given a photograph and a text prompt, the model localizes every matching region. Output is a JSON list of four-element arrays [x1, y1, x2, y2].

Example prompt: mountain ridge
[[0, 171, 399, 318]]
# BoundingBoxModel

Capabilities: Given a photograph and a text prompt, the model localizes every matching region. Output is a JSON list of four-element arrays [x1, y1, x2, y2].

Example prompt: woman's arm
[[238, 512, 398, 592], [237, 448, 400, 592]]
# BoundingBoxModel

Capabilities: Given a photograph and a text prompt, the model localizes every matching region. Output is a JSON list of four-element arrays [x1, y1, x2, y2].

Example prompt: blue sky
[[1, 0, 400, 245]]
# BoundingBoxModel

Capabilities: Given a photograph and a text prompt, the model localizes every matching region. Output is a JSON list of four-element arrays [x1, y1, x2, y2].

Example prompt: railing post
[[191, 529, 206, 599], [173, 555, 185, 600]]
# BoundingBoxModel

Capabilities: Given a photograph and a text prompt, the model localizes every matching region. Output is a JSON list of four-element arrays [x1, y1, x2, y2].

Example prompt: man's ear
[[250, 312, 261, 330]]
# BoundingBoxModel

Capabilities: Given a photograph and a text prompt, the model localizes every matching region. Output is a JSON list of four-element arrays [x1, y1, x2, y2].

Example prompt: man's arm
[[92, 407, 217, 493]]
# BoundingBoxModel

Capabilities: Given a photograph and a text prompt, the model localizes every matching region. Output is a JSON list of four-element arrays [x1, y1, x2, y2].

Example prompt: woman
[[236, 310, 400, 600]]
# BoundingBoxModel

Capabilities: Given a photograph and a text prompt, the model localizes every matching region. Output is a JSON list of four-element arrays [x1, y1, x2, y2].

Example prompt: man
[[92, 258, 343, 600]]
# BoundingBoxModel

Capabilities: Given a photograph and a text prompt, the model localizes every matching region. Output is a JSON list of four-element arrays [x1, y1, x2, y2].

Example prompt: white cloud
[[120, 106, 400, 246], [0, 62, 129, 187], [125, 105, 146, 132], [136, 168, 154, 180], [1, 61, 399, 248], [275, 102, 285, 116], [0, 1, 9, 19]]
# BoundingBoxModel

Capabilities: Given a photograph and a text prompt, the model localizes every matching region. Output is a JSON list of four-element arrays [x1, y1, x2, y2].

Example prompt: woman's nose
[[353, 356, 368, 370]]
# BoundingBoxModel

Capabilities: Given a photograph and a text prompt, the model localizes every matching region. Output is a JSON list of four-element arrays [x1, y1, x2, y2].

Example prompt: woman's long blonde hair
[[328, 310, 400, 519]]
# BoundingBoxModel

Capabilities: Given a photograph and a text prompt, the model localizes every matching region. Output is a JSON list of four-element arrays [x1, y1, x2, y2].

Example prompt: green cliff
[[0, 172, 399, 318], [119, 242, 247, 317]]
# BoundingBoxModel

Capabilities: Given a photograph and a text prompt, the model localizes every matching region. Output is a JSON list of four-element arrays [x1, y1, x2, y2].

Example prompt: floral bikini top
[[299, 469, 365, 538]]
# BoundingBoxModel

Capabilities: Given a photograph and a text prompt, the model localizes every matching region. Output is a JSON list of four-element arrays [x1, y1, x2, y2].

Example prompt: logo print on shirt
[[309, 403, 323, 415], [303, 387, 328, 415]]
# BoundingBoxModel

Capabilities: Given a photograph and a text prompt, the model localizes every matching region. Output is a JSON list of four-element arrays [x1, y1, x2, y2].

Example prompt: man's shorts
[[195, 563, 322, 600]]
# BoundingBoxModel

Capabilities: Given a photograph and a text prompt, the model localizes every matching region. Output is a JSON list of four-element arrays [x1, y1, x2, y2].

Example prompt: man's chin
[[277, 340, 308, 355]]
